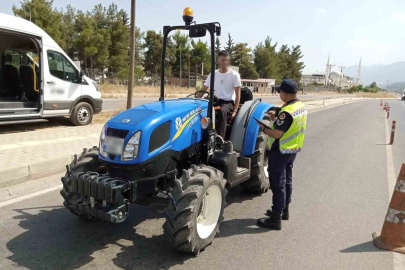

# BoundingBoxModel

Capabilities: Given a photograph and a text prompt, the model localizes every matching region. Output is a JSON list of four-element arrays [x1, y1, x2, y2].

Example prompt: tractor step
[[236, 166, 248, 173]]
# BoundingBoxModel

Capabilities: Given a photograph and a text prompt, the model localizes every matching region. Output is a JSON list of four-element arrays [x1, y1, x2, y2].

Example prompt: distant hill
[[344, 61, 405, 87], [388, 81, 405, 91]]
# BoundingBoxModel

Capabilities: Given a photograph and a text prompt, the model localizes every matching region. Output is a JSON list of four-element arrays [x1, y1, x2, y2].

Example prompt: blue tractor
[[60, 8, 274, 254]]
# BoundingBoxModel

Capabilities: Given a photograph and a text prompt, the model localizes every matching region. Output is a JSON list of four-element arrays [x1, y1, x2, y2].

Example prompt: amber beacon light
[[183, 7, 194, 25]]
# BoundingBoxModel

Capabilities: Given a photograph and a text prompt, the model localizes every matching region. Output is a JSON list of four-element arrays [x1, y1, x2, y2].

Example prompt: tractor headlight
[[99, 125, 107, 158], [122, 131, 141, 161], [201, 117, 209, 129]]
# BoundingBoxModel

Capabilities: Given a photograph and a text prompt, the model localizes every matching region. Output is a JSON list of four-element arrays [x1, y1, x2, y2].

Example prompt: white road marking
[[384, 116, 405, 269], [0, 184, 62, 208]]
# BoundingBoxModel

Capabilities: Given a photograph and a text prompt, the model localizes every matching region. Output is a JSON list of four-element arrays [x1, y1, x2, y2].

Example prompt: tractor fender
[[230, 99, 273, 156]]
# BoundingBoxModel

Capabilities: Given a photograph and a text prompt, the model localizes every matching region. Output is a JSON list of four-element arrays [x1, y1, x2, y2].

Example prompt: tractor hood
[[100, 98, 209, 164], [108, 99, 208, 127]]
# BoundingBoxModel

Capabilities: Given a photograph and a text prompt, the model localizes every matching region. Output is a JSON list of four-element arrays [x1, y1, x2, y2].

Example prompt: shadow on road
[[217, 218, 269, 238], [226, 186, 266, 205], [340, 241, 385, 253], [6, 205, 191, 270], [6, 187, 265, 270], [0, 117, 73, 134]]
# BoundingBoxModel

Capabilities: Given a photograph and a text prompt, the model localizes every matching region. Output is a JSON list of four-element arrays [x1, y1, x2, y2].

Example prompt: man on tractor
[[199, 50, 241, 139]]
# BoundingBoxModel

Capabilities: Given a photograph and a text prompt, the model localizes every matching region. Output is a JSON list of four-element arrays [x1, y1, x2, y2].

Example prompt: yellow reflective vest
[[268, 100, 307, 154]]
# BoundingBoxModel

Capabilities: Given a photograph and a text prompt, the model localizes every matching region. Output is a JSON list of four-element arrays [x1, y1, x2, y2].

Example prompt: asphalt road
[[385, 99, 405, 178], [0, 100, 400, 270], [102, 94, 350, 111]]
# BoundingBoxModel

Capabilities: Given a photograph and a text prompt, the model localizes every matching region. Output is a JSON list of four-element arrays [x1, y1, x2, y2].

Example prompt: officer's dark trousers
[[268, 149, 297, 214], [215, 99, 234, 138]]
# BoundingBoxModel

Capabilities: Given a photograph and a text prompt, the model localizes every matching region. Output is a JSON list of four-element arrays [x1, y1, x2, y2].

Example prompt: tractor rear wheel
[[240, 115, 271, 193], [60, 147, 105, 218], [163, 165, 227, 254]]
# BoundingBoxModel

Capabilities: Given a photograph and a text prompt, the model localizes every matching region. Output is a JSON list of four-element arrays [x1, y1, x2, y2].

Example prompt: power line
[[140, 0, 179, 18], [137, 2, 179, 21]]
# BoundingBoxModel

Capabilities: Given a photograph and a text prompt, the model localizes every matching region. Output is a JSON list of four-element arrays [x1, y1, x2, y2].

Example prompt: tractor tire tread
[[163, 165, 227, 254]]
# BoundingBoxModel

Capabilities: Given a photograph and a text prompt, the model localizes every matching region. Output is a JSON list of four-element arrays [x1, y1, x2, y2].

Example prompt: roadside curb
[[0, 155, 72, 188]]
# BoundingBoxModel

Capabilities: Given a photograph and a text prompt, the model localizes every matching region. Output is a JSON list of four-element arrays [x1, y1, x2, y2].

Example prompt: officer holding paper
[[256, 79, 307, 230]]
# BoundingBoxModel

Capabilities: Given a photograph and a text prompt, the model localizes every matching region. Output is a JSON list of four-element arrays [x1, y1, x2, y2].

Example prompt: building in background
[[301, 71, 354, 88], [329, 70, 354, 88], [241, 78, 275, 94], [301, 73, 326, 86]]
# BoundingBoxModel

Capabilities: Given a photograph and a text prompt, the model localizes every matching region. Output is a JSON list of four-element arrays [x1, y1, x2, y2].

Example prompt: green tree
[[59, 5, 77, 57], [347, 85, 359, 94], [224, 33, 235, 61], [190, 39, 211, 75], [232, 43, 258, 79], [370, 82, 377, 88], [253, 37, 278, 79], [13, 0, 62, 44], [215, 37, 221, 56], [107, 6, 129, 75], [143, 30, 163, 78], [288, 45, 305, 84], [143, 30, 175, 83], [357, 84, 364, 91], [74, 12, 97, 71], [172, 31, 190, 79]]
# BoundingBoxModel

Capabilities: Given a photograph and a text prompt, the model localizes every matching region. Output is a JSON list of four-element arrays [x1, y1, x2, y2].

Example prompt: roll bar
[[160, 23, 220, 123]]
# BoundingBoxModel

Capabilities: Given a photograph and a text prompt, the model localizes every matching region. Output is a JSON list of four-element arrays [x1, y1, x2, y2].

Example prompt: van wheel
[[71, 102, 93, 126]]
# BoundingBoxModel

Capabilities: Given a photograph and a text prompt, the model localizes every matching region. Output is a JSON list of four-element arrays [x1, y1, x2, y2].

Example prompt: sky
[[1, 0, 405, 74]]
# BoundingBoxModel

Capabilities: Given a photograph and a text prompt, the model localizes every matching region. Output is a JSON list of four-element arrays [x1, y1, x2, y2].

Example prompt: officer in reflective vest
[[256, 79, 307, 230]]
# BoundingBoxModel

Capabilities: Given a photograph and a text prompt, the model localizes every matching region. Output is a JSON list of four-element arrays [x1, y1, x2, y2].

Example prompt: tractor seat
[[240, 87, 253, 105]]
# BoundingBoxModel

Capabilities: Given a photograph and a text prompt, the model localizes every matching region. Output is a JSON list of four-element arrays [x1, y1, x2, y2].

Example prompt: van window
[[47, 51, 78, 83]]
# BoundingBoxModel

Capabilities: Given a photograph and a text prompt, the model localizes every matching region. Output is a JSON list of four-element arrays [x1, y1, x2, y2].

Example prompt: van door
[[43, 48, 81, 116]]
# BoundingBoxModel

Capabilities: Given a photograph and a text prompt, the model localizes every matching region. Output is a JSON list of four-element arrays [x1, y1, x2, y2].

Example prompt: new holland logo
[[175, 117, 182, 130]]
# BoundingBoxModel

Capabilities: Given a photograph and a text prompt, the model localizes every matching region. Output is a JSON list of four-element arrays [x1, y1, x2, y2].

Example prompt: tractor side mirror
[[189, 28, 206, 38]]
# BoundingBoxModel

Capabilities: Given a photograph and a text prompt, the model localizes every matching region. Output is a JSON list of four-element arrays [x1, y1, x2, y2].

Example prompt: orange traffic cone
[[373, 163, 405, 254], [380, 100, 383, 106]]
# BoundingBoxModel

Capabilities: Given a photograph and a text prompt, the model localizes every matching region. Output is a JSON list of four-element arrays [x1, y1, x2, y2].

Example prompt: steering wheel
[[186, 90, 219, 103]]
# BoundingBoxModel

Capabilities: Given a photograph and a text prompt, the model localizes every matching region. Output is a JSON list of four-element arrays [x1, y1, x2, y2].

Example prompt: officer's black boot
[[257, 212, 282, 230], [265, 204, 289, 220]]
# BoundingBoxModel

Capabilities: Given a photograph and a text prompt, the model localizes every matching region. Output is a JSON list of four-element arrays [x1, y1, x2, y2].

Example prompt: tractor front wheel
[[163, 165, 227, 254]]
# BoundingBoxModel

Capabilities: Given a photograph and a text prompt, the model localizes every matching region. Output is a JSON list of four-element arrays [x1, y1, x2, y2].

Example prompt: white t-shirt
[[204, 69, 242, 101]]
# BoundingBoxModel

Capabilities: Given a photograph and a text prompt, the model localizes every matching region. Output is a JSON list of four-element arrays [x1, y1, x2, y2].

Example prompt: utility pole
[[29, 0, 32, 22], [202, 62, 204, 76], [356, 57, 361, 85], [179, 48, 182, 87], [127, 0, 136, 110], [325, 54, 330, 85], [188, 52, 190, 88], [339, 66, 345, 88], [386, 80, 389, 92]]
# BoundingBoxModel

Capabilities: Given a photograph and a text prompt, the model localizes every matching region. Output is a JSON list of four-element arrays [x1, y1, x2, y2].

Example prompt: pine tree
[[13, 0, 62, 44], [224, 33, 235, 61], [215, 37, 221, 56]]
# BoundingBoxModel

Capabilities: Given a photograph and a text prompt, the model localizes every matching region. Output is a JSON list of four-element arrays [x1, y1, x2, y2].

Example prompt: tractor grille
[[107, 128, 129, 139]]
